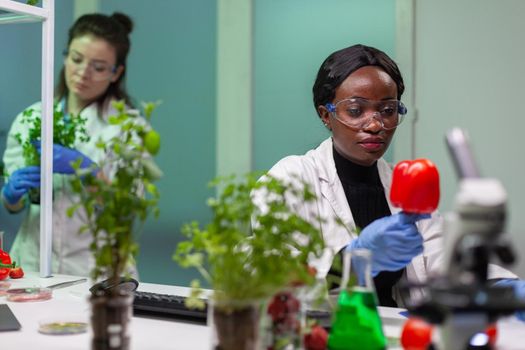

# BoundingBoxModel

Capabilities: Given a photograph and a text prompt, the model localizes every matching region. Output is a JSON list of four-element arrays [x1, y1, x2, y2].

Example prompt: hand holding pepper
[[347, 213, 429, 276], [346, 159, 439, 276]]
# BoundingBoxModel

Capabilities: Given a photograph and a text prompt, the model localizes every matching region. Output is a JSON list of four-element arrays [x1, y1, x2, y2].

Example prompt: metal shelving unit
[[0, 0, 54, 278]]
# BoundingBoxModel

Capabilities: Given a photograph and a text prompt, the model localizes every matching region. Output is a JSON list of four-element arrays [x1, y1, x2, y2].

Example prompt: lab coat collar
[[312, 137, 393, 187], [311, 138, 336, 185], [311, 137, 401, 229], [311, 138, 355, 230]]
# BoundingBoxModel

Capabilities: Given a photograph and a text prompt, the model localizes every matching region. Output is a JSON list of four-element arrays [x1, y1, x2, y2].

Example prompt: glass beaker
[[327, 248, 386, 350]]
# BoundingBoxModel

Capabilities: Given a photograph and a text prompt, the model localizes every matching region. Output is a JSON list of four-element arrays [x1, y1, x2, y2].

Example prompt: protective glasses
[[64, 50, 117, 82], [326, 98, 408, 131]]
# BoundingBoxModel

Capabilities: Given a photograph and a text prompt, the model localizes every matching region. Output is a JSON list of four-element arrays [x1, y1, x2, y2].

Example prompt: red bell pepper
[[0, 249, 13, 281], [390, 159, 440, 214]]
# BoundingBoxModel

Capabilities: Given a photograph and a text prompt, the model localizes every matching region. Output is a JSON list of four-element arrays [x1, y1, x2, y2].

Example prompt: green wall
[[254, 0, 397, 170], [100, 0, 217, 285]]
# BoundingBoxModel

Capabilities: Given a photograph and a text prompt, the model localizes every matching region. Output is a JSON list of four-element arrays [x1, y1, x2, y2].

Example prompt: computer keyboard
[[133, 290, 332, 328], [133, 291, 208, 323]]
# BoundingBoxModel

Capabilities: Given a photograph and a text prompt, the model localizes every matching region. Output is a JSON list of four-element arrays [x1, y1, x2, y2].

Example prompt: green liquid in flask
[[328, 287, 386, 350]]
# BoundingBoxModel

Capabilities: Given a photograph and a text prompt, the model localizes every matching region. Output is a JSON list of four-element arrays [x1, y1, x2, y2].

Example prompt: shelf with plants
[[0, 0, 54, 277], [0, 0, 47, 24]]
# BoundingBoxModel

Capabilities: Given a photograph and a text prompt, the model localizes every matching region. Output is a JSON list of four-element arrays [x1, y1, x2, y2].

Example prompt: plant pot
[[90, 291, 133, 350], [209, 298, 267, 350]]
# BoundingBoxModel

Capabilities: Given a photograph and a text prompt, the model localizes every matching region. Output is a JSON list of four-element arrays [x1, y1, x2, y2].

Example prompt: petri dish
[[6, 287, 52, 302], [0, 281, 11, 296], [39, 314, 88, 335], [39, 321, 88, 335]]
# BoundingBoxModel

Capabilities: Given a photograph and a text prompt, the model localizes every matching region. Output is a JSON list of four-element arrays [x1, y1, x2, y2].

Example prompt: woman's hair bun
[[111, 12, 133, 35]]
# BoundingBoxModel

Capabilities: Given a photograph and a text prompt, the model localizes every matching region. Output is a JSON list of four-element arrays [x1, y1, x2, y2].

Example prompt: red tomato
[[485, 324, 497, 346], [304, 324, 328, 350], [0, 249, 12, 281], [400, 317, 433, 350], [9, 267, 24, 279]]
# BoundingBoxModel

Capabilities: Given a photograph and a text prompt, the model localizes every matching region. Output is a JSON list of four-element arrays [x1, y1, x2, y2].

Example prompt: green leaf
[[185, 280, 206, 309], [145, 183, 159, 196], [143, 130, 161, 155], [66, 203, 80, 218], [97, 245, 112, 267], [141, 101, 161, 119], [142, 158, 163, 181], [112, 100, 126, 112], [108, 116, 120, 125]]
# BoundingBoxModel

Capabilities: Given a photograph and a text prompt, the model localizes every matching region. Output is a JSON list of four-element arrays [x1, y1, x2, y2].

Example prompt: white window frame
[[0, 0, 54, 277]]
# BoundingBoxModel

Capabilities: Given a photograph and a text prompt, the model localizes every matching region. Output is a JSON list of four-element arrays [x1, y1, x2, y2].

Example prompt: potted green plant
[[174, 173, 325, 350], [12, 104, 90, 203], [68, 100, 162, 350]]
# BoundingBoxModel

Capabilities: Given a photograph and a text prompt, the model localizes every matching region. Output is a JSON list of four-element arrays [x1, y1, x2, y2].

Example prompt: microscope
[[403, 128, 525, 350]]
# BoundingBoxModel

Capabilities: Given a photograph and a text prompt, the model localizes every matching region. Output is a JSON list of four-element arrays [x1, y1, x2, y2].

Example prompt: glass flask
[[328, 248, 386, 350]]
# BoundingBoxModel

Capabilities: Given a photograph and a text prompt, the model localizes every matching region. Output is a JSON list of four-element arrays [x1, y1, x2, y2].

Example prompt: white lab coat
[[265, 137, 516, 304], [3, 100, 127, 276]]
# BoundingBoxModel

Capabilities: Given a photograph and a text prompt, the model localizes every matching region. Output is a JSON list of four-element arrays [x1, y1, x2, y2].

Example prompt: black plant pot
[[90, 291, 133, 350]]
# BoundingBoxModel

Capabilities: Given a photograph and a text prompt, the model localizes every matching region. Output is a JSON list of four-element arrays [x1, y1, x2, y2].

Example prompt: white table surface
[[1, 272, 524, 349]]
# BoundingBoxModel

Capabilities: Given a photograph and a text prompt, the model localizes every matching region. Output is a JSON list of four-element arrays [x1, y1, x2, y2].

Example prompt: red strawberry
[[304, 324, 328, 350], [268, 296, 287, 322], [275, 315, 300, 333], [268, 292, 300, 322], [9, 267, 24, 279], [286, 295, 300, 313]]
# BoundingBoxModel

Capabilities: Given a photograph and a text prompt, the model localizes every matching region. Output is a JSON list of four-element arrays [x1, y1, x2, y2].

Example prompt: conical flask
[[327, 248, 386, 350]]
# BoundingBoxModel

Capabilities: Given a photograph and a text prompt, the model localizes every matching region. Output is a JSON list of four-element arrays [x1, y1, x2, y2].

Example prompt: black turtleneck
[[330, 145, 404, 307]]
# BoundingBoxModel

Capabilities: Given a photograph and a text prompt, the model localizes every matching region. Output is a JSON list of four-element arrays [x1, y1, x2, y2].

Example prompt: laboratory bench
[[1, 272, 524, 349]]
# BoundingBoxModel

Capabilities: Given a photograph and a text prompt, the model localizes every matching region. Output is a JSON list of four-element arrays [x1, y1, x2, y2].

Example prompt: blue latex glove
[[34, 141, 96, 175], [2, 166, 41, 204], [346, 212, 430, 277], [493, 279, 525, 321]]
